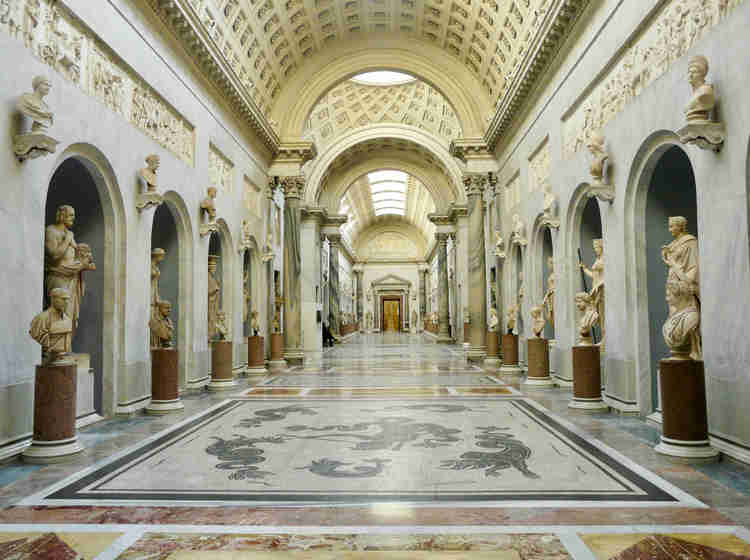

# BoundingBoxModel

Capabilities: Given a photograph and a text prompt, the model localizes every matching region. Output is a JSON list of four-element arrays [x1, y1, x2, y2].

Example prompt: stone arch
[[272, 39, 490, 138], [304, 125, 466, 209], [530, 215, 556, 339], [43, 143, 126, 417], [624, 131, 698, 414], [157, 190, 194, 388]]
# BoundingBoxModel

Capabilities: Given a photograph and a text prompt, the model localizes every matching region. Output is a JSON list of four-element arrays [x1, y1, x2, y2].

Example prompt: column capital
[[435, 232, 450, 246], [280, 176, 304, 200], [463, 172, 496, 198], [265, 177, 277, 200]]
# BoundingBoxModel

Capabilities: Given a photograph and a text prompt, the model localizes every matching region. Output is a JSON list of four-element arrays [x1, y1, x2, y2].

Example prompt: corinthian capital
[[463, 173, 491, 197], [280, 176, 305, 200]]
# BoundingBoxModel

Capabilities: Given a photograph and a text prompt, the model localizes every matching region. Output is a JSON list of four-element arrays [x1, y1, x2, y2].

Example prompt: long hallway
[[1, 335, 749, 558]]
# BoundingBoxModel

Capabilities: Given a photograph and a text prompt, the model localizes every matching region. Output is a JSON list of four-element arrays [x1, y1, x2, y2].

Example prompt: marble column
[[354, 266, 364, 332], [465, 173, 492, 361], [328, 233, 341, 336], [265, 180, 276, 359], [419, 265, 427, 331], [282, 176, 304, 364], [436, 233, 452, 343]]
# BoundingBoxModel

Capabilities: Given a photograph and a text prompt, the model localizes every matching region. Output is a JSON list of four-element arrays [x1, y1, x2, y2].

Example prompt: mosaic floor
[[1, 333, 749, 559]]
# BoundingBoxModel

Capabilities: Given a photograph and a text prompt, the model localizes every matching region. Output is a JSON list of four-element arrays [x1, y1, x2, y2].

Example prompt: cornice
[[275, 142, 318, 165], [449, 138, 492, 163], [484, 0, 591, 150], [146, 0, 280, 153]]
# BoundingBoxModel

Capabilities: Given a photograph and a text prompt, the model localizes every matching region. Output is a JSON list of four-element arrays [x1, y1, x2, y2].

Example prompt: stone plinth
[[569, 345, 608, 412], [499, 333, 522, 375], [463, 322, 470, 344], [524, 338, 554, 388], [247, 335, 266, 374], [655, 359, 719, 461], [268, 333, 287, 371], [483, 331, 500, 370], [146, 348, 184, 414], [22, 364, 83, 463], [208, 340, 236, 391]]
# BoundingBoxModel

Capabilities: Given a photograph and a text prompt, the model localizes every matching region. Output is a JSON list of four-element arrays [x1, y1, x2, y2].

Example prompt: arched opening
[[44, 158, 105, 420], [512, 244, 524, 338], [542, 227, 555, 340], [644, 146, 698, 410], [578, 197, 603, 342], [208, 231, 223, 342]]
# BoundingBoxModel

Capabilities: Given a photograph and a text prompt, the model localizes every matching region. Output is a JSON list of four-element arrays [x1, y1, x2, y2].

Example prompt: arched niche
[[241, 237, 260, 337], [508, 243, 524, 337], [541, 227, 555, 340], [577, 196, 603, 342], [43, 145, 125, 419], [208, 231, 223, 342]]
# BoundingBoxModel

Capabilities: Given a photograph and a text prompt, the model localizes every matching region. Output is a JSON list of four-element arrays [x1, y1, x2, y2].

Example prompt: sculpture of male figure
[[663, 276, 702, 360], [531, 305, 546, 338], [207, 255, 220, 340], [575, 292, 599, 346], [149, 300, 174, 349], [151, 248, 165, 307], [542, 256, 557, 328], [250, 309, 260, 336], [506, 304, 518, 334], [587, 131, 608, 186], [45, 205, 96, 334], [685, 55, 715, 124], [215, 310, 230, 341], [200, 186, 218, 223], [29, 288, 73, 366], [139, 154, 160, 193], [15, 76, 59, 160]]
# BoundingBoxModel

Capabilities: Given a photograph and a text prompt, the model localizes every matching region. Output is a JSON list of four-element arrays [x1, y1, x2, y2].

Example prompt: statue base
[[678, 121, 726, 152], [199, 222, 219, 238], [14, 132, 59, 161], [246, 335, 267, 374], [463, 322, 470, 344], [655, 359, 719, 461], [146, 348, 184, 415], [524, 338, 554, 388], [136, 191, 164, 212], [269, 333, 286, 371], [483, 331, 500, 370], [23, 364, 84, 463], [208, 340, 236, 391], [569, 345, 609, 412]]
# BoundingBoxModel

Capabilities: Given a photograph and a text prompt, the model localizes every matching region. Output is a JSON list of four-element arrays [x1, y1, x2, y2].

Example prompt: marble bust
[[215, 310, 230, 341], [587, 131, 615, 202], [200, 187, 219, 236], [29, 288, 74, 366], [575, 292, 599, 346], [678, 55, 725, 151], [149, 301, 174, 349], [506, 304, 518, 334], [511, 214, 527, 245], [488, 307, 499, 332], [250, 309, 260, 336], [45, 205, 96, 335], [542, 183, 560, 228], [531, 305, 546, 338], [137, 155, 164, 211], [14, 76, 59, 161]]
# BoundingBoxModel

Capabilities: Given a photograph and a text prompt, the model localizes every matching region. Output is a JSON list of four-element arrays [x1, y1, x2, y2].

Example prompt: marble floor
[[1, 333, 749, 559]]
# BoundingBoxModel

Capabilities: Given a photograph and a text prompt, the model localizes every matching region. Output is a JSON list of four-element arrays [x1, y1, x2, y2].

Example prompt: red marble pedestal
[[146, 348, 184, 414], [247, 335, 266, 374], [22, 363, 84, 463], [569, 345, 608, 412], [269, 333, 286, 371], [483, 331, 501, 370], [524, 337, 554, 387], [655, 359, 719, 460], [499, 334, 522, 374], [208, 340, 236, 391], [463, 322, 470, 343]]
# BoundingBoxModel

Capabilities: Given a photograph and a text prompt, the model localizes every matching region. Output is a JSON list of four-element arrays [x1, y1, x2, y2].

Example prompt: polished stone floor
[[1, 333, 749, 559]]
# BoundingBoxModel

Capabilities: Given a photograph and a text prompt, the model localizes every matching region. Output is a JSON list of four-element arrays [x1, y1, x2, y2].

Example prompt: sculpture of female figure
[[207, 255, 220, 340], [14, 76, 59, 160], [587, 131, 608, 186], [29, 288, 73, 365], [45, 205, 96, 334], [542, 256, 557, 328], [575, 292, 599, 346], [579, 239, 605, 346]]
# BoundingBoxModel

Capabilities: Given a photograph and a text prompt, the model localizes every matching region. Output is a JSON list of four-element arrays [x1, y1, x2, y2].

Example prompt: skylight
[[350, 71, 416, 86], [368, 170, 407, 217]]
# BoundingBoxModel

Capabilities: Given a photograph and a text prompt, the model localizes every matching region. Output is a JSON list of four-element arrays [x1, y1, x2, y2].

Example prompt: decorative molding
[[275, 142, 317, 165], [450, 138, 492, 163], [209, 144, 234, 193], [280, 175, 305, 200]]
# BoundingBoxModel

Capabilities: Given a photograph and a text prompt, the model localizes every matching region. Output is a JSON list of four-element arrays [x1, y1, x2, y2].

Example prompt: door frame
[[381, 296, 402, 332]]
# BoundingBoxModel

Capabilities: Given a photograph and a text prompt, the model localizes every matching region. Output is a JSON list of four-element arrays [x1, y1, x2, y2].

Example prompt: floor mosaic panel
[[263, 374, 500, 387], [23, 397, 699, 508]]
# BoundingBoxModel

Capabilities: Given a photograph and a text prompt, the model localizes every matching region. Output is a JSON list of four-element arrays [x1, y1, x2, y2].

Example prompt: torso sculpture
[[215, 311, 230, 341], [207, 256, 220, 340], [139, 155, 160, 193], [488, 307, 499, 332], [506, 304, 517, 334], [542, 257, 557, 328], [44, 205, 96, 334], [575, 292, 599, 346], [29, 288, 73, 365], [149, 301, 174, 349], [580, 239, 605, 346]]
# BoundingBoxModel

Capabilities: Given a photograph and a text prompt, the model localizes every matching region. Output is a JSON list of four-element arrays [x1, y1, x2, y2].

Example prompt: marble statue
[[200, 187, 219, 237], [243, 270, 250, 323], [488, 307, 499, 332], [663, 276, 702, 361], [587, 131, 615, 202], [149, 300, 174, 349], [463, 306, 470, 324], [207, 255, 220, 340], [250, 309, 260, 336], [215, 310, 230, 341], [678, 55, 725, 151], [137, 154, 164, 211], [542, 256, 557, 328], [494, 231, 505, 259], [262, 228, 274, 262], [412, 310, 417, 327], [575, 292, 599, 346], [542, 183, 560, 228], [29, 288, 73, 366], [511, 214, 527, 245], [662, 216, 701, 360], [151, 248, 165, 307], [580, 239, 605, 346], [45, 205, 96, 334], [531, 305, 546, 338], [518, 270, 525, 301], [506, 304, 518, 334], [14, 76, 59, 161]]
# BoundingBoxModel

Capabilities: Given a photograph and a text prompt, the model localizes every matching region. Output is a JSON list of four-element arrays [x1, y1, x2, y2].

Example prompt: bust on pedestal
[[247, 310, 267, 374], [14, 76, 59, 161], [136, 155, 164, 211], [569, 293, 608, 412], [23, 288, 84, 462], [499, 304, 522, 375], [484, 307, 501, 371], [209, 311, 236, 391], [147, 300, 184, 414], [677, 56, 726, 152], [524, 305, 554, 387]]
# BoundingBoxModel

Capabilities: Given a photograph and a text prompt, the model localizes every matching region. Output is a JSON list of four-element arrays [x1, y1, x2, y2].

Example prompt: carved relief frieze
[[209, 144, 234, 193], [528, 139, 550, 193], [1, 0, 195, 165], [563, 0, 743, 158]]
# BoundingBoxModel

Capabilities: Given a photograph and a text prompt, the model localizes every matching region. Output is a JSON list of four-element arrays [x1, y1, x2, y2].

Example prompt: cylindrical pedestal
[[483, 331, 501, 370], [499, 334, 522, 374], [208, 340, 236, 391], [23, 364, 84, 463], [463, 322, 470, 345], [569, 345, 608, 412], [524, 338, 554, 387], [655, 359, 719, 460], [268, 332, 287, 371], [146, 348, 184, 414], [247, 335, 267, 374]]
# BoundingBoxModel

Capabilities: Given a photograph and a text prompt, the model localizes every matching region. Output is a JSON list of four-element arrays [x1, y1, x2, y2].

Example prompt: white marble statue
[[542, 256, 557, 329], [45, 205, 96, 335], [511, 214, 527, 245], [663, 276, 702, 361], [678, 55, 725, 151], [149, 300, 174, 349], [662, 216, 701, 360], [207, 255, 220, 340], [587, 131, 615, 202], [488, 307, 499, 332], [29, 287, 73, 366], [200, 187, 219, 236], [215, 310, 230, 341], [542, 183, 560, 228], [580, 239, 605, 347], [137, 154, 164, 211], [494, 231, 506, 259], [531, 305, 546, 338], [250, 309, 260, 336], [14, 76, 59, 161], [506, 304, 518, 334], [575, 292, 599, 346]]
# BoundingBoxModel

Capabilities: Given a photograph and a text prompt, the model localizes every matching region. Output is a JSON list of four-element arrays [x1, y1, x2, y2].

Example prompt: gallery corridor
[[0, 334, 749, 558]]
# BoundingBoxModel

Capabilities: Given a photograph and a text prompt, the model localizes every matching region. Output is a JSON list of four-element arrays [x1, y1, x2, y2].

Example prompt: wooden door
[[383, 299, 401, 331]]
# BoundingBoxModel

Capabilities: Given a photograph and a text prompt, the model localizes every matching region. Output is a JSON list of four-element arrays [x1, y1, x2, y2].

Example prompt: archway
[[578, 196, 603, 342], [207, 231, 223, 343], [542, 227, 555, 340]]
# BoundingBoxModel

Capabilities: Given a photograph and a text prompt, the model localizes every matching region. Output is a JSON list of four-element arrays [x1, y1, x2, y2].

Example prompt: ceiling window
[[350, 71, 416, 86], [369, 170, 407, 216]]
